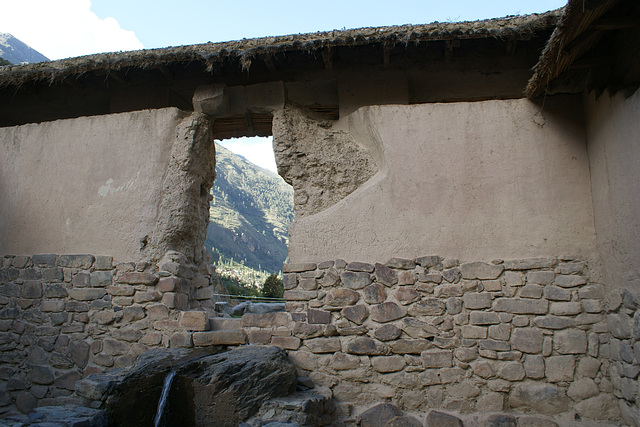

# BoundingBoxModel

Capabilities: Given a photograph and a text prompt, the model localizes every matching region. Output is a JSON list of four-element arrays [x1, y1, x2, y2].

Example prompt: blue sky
[[1, 0, 566, 172], [89, 0, 566, 50]]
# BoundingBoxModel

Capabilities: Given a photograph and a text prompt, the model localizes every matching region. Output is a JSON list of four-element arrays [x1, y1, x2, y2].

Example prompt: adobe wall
[[586, 89, 640, 292], [0, 108, 215, 264], [276, 98, 597, 265]]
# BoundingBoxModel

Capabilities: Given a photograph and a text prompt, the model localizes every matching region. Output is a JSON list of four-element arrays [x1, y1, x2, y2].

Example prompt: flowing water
[[153, 370, 177, 427]]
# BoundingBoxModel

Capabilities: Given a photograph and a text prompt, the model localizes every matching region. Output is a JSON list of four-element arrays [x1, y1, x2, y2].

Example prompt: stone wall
[[0, 252, 221, 415], [276, 256, 626, 422]]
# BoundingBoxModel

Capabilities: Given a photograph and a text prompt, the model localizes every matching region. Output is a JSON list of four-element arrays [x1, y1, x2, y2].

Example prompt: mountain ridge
[[0, 33, 49, 64], [206, 143, 293, 274]]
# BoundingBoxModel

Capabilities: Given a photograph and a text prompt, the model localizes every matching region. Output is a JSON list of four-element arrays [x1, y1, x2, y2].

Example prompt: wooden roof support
[[157, 65, 173, 83], [321, 46, 333, 71]]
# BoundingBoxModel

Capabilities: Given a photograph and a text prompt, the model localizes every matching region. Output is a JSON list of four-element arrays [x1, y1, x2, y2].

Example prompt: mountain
[[206, 143, 294, 273], [0, 33, 49, 64]]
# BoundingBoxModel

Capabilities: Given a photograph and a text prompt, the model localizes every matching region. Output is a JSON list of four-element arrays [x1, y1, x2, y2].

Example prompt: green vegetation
[[262, 274, 284, 299], [0, 57, 11, 66]]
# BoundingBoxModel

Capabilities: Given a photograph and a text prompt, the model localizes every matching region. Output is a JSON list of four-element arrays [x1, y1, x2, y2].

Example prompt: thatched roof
[[0, 10, 560, 88], [526, 0, 635, 98]]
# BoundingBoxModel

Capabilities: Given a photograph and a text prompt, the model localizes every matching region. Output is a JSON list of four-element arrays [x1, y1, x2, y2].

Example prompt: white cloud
[[218, 136, 278, 173], [0, 0, 143, 60]]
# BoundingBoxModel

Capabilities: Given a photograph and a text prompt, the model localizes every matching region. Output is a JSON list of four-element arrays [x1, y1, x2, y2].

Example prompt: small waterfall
[[153, 370, 177, 427]]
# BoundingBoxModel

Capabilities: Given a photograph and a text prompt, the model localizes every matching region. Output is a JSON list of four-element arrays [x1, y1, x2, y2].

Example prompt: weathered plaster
[[586, 89, 640, 290], [272, 106, 377, 217], [148, 112, 216, 264], [282, 98, 597, 263], [0, 108, 189, 261]]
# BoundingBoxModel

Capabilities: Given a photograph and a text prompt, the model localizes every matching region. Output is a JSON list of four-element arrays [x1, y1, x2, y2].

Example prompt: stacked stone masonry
[[269, 256, 636, 423], [0, 252, 221, 415], [2, 252, 639, 424]]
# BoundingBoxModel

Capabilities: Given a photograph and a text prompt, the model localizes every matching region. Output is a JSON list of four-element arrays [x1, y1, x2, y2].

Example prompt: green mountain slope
[[205, 143, 293, 273]]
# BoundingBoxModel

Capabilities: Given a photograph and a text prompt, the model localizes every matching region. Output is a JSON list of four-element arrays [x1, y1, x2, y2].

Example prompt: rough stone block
[[545, 355, 575, 382], [567, 377, 599, 401], [169, 332, 193, 348], [421, 350, 452, 368], [526, 271, 555, 285], [305, 337, 341, 353], [554, 275, 586, 288], [523, 354, 545, 379], [503, 258, 556, 270], [193, 330, 246, 346], [469, 312, 500, 325], [298, 278, 317, 290], [93, 256, 113, 270], [408, 298, 445, 316], [395, 287, 420, 304], [42, 268, 64, 282], [345, 336, 387, 355], [271, 336, 301, 350], [58, 255, 95, 269], [180, 311, 209, 331], [533, 315, 574, 329], [370, 302, 406, 323], [195, 286, 214, 300], [340, 271, 371, 290], [434, 283, 462, 297], [542, 286, 572, 302], [117, 272, 158, 286], [493, 298, 548, 314], [549, 302, 582, 316], [425, 410, 463, 427], [375, 324, 401, 342], [134, 291, 162, 303], [488, 324, 511, 341], [389, 339, 432, 354], [520, 284, 543, 299], [161, 292, 188, 309], [67, 288, 106, 301], [511, 328, 543, 353], [553, 329, 587, 354], [386, 258, 415, 269], [371, 355, 405, 373], [283, 290, 318, 301], [21, 280, 42, 299], [461, 325, 487, 339], [241, 312, 289, 327], [463, 293, 492, 309], [460, 262, 503, 280], [283, 263, 317, 273], [31, 254, 57, 268], [326, 289, 359, 307], [193, 83, 228, 115], [90, 271, 112, 287], [341, 305, 368, 325], [157, 277, 186, 293]]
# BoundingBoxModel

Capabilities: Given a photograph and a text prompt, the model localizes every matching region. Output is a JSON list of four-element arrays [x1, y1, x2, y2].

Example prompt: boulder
[[105, 346, 297, 427]]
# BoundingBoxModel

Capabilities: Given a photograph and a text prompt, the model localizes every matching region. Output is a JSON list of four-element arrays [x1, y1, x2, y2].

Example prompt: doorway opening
[[206, 136, 293, 301]]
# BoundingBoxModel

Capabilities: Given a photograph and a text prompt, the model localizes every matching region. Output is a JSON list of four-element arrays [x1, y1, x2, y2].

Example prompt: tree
[[261, 273, 284, 299], [0, 57, 11, 66]]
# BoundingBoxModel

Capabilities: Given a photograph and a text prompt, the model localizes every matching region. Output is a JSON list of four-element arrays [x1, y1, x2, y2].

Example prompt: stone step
[[209, 317, 243, 331]]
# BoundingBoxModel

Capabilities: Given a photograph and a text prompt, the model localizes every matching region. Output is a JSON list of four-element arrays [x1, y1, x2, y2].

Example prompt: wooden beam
[[107, 70, 126, 87], [263, 55, 277, 73], [593, 17, 640, 30], [321, 46, 333, 71], [383, 44, 391, 66], [245, 112, 254, 133], [157, 65, 173, 83]]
